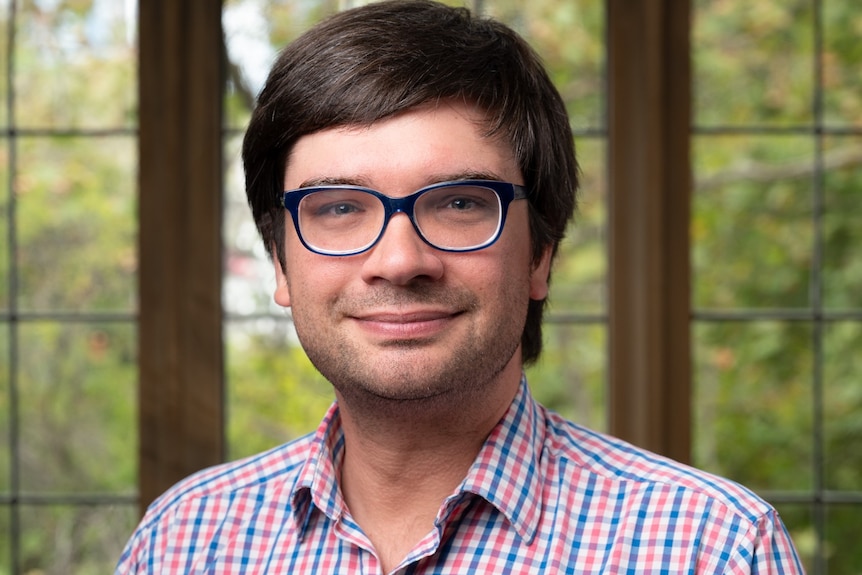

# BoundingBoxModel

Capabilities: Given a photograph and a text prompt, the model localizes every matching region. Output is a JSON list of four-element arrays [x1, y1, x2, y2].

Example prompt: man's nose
[[359, 213, 444, 285]]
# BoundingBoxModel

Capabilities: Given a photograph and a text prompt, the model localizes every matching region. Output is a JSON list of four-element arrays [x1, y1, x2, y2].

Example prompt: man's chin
[[334, 373, 456, 404]]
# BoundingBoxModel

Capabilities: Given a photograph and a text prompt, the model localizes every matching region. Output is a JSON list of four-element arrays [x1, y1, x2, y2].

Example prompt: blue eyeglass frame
[[280, 179, 528, 256]]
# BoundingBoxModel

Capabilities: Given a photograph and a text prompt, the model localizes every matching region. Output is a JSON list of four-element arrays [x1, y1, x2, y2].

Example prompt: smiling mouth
[[350, 309, 463, 341], [354, 309, 458, 323]]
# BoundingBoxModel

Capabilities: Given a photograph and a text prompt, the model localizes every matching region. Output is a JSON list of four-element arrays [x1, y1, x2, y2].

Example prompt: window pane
[[823, 321, 862, 492], [6, 0, 139, 569], [223, 0, 339, 129], [0, 142, 7, 311], [692, 321, 813, 492], [693, 0, 814, 127], [483, 0, 605, 130], [527, 323, 606, 432], [0, 2, 8, 128], [223, 135, 278, 318], [19, 323, 136, 494], [551, 136, 606, 315], [20, 504, 137, 574], [822, 1, 862, 127], [826, 504, 862, 574], [226, 318, 333, 461], [0, 325, 7, 494], [16, 136, 136, 313], [693, 135, 814, 309], [0, 507, 9, 571], [823, 136, 862, 310], [15, 1, 136, 130]]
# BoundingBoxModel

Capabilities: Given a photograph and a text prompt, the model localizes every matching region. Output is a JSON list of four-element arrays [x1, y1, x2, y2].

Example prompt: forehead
[[284, 101, 522, 191]]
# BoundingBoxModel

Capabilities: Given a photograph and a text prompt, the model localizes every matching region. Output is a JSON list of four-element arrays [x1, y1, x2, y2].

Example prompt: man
[[117, 1, 803, 573]]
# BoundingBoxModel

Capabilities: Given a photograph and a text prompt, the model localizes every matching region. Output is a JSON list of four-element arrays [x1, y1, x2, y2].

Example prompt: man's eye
[[328, 203, 360, 215], [311, 201, 364, 218], [447, 197, 478, 210]]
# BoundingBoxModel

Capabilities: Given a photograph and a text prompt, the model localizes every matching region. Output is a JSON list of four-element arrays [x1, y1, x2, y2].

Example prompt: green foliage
[[693, 1, 862, 571], [19, 505, 137, 575], [550, 138, 607, 315], [0, 2, 138, 573], [693, 135, 815, 309], [485, 0, 604, 130], [694, 0, 813, 125], [16, 0, 136, 129], [822, 3, 862, 126], [694, 321, 813, 491], [226, 322, 334, 459], [16, 136, 136, 312], [527, 322, 606, 431]]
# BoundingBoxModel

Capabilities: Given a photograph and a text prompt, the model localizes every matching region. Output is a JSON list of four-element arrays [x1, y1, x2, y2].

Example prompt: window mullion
[[606, 0, 692, 462], [138, 0, 225, 514]]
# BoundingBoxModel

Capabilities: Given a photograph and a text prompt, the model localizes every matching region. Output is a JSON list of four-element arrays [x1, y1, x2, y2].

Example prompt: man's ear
[[529, 246, 553, 301], [272, 252, 291, 308]]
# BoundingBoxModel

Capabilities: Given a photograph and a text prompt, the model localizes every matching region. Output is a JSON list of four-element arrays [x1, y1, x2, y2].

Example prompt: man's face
[[274, 101, 551, 408]]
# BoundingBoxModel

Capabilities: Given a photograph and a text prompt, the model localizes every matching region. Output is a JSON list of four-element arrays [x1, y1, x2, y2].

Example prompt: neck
[[336, 372, 519, 495], [333, 367, 521, 573]]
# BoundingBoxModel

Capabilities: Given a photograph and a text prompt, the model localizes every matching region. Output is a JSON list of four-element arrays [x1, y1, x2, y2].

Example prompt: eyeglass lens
[[297, 184, 503, 254]]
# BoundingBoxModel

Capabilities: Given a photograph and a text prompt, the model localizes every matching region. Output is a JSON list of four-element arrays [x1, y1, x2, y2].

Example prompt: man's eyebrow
[[426, 170, 508, 184], [296, 170, 509, 190], [297, 176, 372, 188]]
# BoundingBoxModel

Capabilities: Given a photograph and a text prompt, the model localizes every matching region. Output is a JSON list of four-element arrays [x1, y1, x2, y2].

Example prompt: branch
[[695, 145, 862, 192]]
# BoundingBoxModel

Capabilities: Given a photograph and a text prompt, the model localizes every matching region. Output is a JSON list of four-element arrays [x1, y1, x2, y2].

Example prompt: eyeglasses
[[281, 179, 527, 256]]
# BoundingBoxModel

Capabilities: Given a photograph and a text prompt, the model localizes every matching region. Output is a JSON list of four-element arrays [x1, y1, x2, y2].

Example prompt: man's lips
[[348, 309, 463, 339], [352, 309, 458, 322]]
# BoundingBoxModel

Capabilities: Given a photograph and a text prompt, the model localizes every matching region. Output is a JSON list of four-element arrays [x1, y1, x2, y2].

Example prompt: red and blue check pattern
[[116, 378, 803, 573]]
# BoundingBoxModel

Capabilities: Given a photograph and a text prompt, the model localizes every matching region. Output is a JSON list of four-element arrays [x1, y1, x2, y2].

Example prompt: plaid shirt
[[116, 377, 803, 574]]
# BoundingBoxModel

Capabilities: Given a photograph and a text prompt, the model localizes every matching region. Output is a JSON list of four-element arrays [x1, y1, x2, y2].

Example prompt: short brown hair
[[243, 0, 578, 364]]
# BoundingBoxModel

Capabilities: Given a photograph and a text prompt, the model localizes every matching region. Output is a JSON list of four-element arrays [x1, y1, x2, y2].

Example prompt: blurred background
[[0, 0, 860, 572]]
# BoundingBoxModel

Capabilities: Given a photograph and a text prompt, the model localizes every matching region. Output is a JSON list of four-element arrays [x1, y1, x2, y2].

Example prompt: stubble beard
[[292, 282, 527, 420]]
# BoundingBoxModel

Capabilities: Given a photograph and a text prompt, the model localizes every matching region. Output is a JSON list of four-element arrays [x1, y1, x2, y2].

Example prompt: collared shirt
[[116, 377, 803, 574]]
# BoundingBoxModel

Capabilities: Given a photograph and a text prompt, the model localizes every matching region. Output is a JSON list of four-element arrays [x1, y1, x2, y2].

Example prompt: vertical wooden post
[[606, 0, 692, 462], [138, 0, 224, 513]]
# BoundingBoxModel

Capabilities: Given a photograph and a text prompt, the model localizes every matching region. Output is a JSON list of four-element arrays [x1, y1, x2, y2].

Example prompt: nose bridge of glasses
[[378, 192, 426, 246], [381, 191, 420, 216]]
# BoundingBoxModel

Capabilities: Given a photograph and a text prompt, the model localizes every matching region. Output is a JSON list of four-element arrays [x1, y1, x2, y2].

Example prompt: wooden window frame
[[606, 0, 691, 462], [138, 0, 225, 513]]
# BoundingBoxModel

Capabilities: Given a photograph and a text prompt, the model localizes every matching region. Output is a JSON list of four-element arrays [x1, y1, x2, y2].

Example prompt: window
[[691, 1, 862, 571], [0, 1, 138, 572], [4, 0, 854, 571]]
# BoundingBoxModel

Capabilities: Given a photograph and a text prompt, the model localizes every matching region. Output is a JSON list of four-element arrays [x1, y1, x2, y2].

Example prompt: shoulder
[[540, 408, 773, 524], [121, 435, 316, 564], [533, 408, 803, 572], [115, 400, 348, 573], [146, 433, 315, 519], [116, 435, 318, 572]]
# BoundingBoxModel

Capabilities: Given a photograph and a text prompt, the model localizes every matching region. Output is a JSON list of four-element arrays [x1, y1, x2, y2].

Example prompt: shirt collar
[[291, 376, 545, 544], [292, 402, 346, 537], [452, 376, 543, 544]]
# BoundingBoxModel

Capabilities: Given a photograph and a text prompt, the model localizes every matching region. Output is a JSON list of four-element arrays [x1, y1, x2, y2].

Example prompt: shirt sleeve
[[754, 509, 805, 574], [727, 509, 805, 574], [114, 523, 150, 575]]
